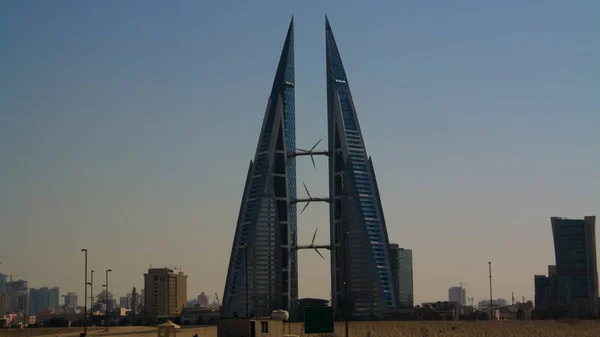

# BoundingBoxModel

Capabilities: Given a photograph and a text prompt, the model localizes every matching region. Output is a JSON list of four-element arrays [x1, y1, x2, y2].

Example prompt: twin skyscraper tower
[[222, 17, 397, 320]]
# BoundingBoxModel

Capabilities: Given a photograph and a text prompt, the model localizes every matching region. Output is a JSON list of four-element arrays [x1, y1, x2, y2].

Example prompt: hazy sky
[[1, 0, 598, 305]]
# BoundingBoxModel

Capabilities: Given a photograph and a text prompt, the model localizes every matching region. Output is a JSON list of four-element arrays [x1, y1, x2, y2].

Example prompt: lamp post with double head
[[90, 270, 94, 311], [105, 269, 112, 331], [62, 295, 67, 319], [81, 249, 88, 336], [488, 262, 493, 319]]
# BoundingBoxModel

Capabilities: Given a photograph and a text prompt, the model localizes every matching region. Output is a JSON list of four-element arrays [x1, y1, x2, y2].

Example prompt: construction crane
[[214, 292, 221, 310]]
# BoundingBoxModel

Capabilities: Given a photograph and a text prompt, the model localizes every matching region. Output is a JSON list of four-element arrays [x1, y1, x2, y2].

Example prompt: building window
[[261, 321, 269, 334]]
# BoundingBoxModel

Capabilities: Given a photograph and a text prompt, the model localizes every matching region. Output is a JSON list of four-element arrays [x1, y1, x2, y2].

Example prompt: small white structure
[[217, 317, 284, 337], [157, 320, 180, 337]]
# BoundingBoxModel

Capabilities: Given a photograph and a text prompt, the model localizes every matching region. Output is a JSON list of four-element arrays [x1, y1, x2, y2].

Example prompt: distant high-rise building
[[478, 298, 507, 310], [96, 290, 114, 303], [448, 286, 466, 306], [64, 292, 78, 307], [388, 245, 414, 307], [120, 296, 130, 309], [131, 287, 138, 315], [197, 292, 209, 308], [29, 287, 60, 314], [535, 265, 559, 317], [0, 293, 6, 315], [534, 274, 552, 313], [0, 274, 7, 314], [0, 274, 7, 293], [144, 268, 187, 318], [6, 280, 28, 314], [551, 216, 598, 316]]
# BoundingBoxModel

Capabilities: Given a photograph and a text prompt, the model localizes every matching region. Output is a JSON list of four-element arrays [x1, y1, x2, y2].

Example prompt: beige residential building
[[144, 268, 187, 318]]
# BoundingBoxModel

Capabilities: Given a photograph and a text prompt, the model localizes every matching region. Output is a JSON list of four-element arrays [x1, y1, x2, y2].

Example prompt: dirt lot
[[2, 320, 600, 337]]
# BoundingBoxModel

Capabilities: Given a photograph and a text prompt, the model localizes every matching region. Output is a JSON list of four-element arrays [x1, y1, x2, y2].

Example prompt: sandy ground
[[2, 321, 600, 337]]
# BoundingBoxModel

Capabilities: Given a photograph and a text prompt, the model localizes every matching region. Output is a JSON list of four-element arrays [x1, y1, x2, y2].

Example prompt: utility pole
[[90, 270, 94, 312], [86, 271, 94, 318], [105, 269, 112, 331], [488, 262, 493, 320], [62, 295, 67, 320], [81, 249, 88, 336]]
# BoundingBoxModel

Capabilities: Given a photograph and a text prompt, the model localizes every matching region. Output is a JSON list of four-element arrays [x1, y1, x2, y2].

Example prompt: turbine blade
[[312, 228, 318, 245], [303, 182, 311, 198], [296, 148, 308, 152], [310, 138, 323, 151], [311, 154, 316, 170], [301, 201, 310, 214], [314, 248, 325, 260]]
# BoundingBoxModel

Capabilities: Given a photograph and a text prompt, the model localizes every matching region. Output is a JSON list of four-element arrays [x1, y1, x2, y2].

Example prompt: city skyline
[[0, 273, 218, 310], [2, 214, 599, 308], [1, 1, 598, 306]]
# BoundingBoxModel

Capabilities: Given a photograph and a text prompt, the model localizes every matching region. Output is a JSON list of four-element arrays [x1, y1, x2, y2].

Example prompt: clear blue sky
[[1, 0, 598, 305]]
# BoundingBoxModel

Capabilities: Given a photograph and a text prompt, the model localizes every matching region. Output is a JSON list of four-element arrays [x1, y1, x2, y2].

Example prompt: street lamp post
[[488, 262, 493, 319], [81, 249, 88, 336], [90, 270, 94, 312], [62, 295, 67, 319], [241, 244, 249, 318], [105, 269, 112, 331]]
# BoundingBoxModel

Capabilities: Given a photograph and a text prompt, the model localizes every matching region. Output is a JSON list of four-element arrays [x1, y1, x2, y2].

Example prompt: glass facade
[[29, 287, 60, 315], [448, 286, 466, 306], [389, 245, 414, 307], [6, 280, 28, 314], [0, 274, 7, 315], [551, 216, 598, 316], [534, 275, 551, 312], [326, 16, 397, 319], [222, 18, 296, 318], [224, 17, 398, 319], [0, 274, 6, 293]]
